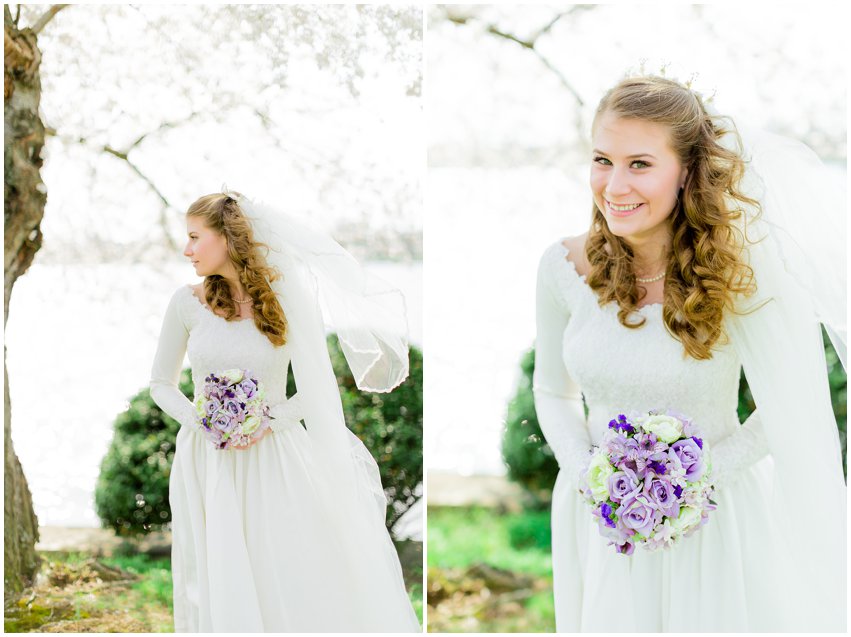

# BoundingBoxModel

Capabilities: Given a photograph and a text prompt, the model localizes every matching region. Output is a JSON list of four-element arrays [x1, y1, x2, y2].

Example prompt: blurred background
[[425, 4, 847, 632], [5, 4, 422, 631]]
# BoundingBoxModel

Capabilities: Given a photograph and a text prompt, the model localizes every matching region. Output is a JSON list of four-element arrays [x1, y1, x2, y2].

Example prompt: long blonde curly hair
[[186, 192, 288, 347], [586, 76, 759, 360]]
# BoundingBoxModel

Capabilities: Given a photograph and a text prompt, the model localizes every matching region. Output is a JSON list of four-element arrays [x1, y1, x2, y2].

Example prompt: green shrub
[[94, 368, 187, 535], [506, 509, 552, 551], [501, 349, 558, 508], [95, 336, 423, 535], [502, 328, 847, 504]]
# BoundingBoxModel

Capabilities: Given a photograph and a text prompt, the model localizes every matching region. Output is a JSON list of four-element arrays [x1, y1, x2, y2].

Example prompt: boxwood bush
[[95, 336, 422, 535]]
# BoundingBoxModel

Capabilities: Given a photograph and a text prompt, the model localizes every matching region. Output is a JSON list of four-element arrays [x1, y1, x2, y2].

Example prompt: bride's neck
[[212, 268, 248, 300], [624, 234, 672, 277]]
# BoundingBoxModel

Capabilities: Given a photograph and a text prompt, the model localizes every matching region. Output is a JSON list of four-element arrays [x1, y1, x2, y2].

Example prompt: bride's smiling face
[[590, 112, 688, 244], [184, 216, 230, 277]]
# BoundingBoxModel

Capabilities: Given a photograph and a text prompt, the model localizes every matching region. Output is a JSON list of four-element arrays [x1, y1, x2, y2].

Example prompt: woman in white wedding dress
[[149, 192, 420, 632], [533, 76, 846, 632]]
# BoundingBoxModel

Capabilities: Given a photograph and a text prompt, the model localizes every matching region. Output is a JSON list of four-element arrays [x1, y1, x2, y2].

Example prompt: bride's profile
[[149, 192, 420, 632], [533, 76, 845, 632]]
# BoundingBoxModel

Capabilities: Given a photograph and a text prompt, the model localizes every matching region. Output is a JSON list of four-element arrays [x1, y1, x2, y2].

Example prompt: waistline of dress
[[586, 406, 741, 446], [268, 393, 304, 435]]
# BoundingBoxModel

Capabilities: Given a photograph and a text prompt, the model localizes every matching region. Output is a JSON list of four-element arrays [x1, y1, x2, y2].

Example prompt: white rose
[[670, 506, 701, 534], [219, 369, 244, 385], [641, 414, 684, 444], [241, 415, 260, 436], [585, 452, 616, 503]]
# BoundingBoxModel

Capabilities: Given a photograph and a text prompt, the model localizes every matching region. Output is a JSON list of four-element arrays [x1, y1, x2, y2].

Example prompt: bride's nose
[[605, 166, 632, 197]]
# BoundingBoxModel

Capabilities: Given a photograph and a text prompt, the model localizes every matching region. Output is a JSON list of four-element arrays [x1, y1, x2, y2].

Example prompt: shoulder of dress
[[538, 238, 593, 313], [539, 239, 584, 284], [170, 283, 195, 303], [165, 284, 199, 326]]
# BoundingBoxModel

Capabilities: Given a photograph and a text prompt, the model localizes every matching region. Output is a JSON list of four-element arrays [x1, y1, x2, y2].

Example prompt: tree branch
[[126, 111, 202, 151], [31, 4, 68, 35], [485, 25, 533, 49], [445, 9, 585, 107], [44, 127, 179, 251]]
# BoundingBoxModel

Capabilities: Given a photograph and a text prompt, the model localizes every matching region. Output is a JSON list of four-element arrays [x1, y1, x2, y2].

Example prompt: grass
[[428, 506, 552, 576], [4, 551, 173, 633], [427, 505, 555, 632]]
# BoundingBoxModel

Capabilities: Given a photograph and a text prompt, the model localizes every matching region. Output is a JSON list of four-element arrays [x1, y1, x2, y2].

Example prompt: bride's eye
[[631, 160, 650, 168], [593, 156, 611, 166]]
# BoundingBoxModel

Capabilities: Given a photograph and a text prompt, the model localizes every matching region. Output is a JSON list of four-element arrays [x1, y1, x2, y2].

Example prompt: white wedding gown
[[534, 241, 842, 632], [150, 284, 420, 632]]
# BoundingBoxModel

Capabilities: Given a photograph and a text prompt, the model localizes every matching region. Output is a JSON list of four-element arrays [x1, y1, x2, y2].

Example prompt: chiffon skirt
[[551, 455, 841, 632], [168, 417, 419, 632]]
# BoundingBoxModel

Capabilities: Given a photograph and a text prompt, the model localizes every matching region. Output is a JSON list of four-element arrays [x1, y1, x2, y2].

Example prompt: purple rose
[[204, 400, 218, 417], [643, 476, 681, 518], [211, 412, 233, 432], [670, 438, 705, 482], [239, 378, 257, 399], [607, 469, 640, 503], [616, 494, 660, 537], [224, 398, 241, 416]]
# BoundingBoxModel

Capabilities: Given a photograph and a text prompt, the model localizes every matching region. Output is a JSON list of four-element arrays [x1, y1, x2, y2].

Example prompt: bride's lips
[[605, 200, 645, 217]]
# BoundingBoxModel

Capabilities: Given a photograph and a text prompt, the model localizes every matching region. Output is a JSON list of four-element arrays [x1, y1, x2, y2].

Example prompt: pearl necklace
[[232, 296, 252, 304], [636, 270, 666, 284]]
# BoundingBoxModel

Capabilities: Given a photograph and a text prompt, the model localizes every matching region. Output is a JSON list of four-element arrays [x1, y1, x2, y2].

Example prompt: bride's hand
[[230, 427, 273, 450]]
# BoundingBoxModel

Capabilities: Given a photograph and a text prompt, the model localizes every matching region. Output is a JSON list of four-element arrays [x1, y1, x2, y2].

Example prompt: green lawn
[[427, 506, 555, 632]]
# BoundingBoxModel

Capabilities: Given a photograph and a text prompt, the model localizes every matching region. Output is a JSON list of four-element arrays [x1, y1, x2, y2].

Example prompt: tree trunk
[[4, 4, 49, 596]]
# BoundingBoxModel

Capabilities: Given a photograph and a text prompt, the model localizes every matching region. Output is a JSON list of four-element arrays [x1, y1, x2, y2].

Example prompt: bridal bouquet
[[194, 368, 274, 450], [578, 411, 716, 555]]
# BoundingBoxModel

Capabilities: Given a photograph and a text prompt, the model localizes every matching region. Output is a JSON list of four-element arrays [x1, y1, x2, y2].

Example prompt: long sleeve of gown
[[149, 288, 197, 430], [532, 252, 592, 485], [710, 408, 769, 488]]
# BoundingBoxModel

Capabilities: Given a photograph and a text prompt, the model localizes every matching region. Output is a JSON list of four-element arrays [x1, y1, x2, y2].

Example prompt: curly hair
[[186, 192, 288, 347], [586, 76, 759, 360]]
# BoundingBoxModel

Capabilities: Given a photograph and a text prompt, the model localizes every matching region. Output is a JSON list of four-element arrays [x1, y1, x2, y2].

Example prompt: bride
[[533, 76, 845, 631], [149, 192, 420, 632]]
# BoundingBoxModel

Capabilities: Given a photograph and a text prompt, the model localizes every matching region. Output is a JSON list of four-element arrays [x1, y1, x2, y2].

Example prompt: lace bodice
[[150, 285, 294, 431], [533, 240, 768, 486]]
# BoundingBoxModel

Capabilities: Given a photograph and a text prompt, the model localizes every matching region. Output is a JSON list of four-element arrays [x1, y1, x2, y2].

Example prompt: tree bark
[[4, 4, 50, 595]]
